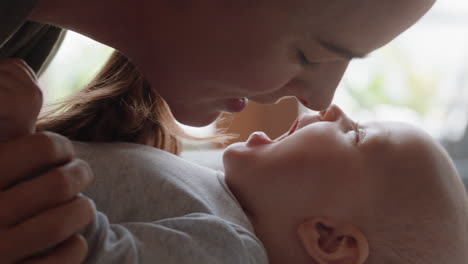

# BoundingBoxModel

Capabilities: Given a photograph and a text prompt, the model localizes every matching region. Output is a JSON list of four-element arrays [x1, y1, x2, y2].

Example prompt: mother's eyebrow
[[318, 39, 368, 60]]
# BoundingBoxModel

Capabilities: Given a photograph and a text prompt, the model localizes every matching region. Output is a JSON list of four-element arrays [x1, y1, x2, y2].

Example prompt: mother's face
[[136, 0, 435, 126]]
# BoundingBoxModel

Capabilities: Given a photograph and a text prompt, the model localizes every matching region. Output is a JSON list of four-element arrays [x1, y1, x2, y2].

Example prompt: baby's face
[[224, 105, 445, 224], [224, 105, 468, 263], [140, 0, 435, 126], [224, 105, 370, 217], [225, 105, 468, 263]]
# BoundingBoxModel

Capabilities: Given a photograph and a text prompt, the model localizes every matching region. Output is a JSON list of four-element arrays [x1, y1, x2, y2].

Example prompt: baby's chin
[[222, 143, 247, 174], [223, 141, 250, 160]]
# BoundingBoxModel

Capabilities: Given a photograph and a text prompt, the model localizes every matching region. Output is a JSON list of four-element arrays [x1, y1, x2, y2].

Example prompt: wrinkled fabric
[[75, 141, 268, 264]]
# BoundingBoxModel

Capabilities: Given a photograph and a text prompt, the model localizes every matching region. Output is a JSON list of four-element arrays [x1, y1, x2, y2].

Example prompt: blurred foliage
[[343, 47, 440, 116]]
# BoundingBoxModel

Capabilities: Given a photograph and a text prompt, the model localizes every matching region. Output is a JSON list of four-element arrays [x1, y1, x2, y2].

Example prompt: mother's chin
[[169, 104, 222, 127]]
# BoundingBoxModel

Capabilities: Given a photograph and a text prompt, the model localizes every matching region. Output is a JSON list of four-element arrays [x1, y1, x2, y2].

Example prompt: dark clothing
[[0, 0, 65, 74]]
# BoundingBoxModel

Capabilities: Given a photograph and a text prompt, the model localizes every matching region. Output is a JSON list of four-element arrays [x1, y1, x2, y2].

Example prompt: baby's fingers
[[18, 234, 88, 264]]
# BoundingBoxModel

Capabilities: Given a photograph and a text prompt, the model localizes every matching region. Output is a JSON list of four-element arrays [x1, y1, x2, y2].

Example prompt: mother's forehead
[[296, 0, 436, 51]]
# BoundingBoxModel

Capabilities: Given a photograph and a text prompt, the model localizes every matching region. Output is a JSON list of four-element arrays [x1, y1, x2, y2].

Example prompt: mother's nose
[[293, 59, 350, 111]]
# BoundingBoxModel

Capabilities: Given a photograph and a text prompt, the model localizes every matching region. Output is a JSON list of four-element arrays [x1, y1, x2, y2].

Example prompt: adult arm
[[83, 208, 268, 264]]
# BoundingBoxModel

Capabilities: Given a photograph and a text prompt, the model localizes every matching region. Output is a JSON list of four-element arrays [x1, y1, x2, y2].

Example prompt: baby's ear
[[297, 217, 369, 264]]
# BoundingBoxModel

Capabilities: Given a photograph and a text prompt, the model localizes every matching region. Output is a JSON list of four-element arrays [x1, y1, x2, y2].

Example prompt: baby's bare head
[[361, 124, 468, 263]]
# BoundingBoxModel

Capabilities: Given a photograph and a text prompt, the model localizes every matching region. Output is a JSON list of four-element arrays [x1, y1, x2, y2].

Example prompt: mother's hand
[[0, 59, 95, 263], [0, 133, 95, 264], [0, 58, 42, 141]]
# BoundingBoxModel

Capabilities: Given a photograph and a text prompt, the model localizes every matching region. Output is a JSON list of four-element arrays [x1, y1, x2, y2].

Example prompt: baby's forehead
[[360, 122, 447, 185], [361, 122, 431, 153], [372, 125, 460, 193]]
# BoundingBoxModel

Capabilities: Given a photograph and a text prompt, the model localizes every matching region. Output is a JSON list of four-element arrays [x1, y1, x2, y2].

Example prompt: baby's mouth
[[287, 117, 299, 136], [278, 112, 325, 141], [274, 116, 300, 142]]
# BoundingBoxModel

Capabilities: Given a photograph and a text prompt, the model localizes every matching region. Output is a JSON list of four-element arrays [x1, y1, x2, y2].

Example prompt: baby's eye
[[354, 123, 366, 144], [354, 122, 361, 143], [297, 50, 320, 67]]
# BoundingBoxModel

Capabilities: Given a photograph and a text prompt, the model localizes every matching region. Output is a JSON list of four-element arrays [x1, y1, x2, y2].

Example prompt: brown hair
[[38, 51, 192, 154]]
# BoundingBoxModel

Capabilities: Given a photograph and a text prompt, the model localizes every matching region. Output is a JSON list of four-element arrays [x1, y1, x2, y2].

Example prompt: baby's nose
[[320, 104, 342, 122], [321, 105, 356, 129]]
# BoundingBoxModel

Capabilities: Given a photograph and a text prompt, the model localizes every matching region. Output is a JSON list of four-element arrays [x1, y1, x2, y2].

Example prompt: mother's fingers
[[0, 195, 94, 263], [0, 132, 75, 189], [0, 159, 94, 227], [0, 58, 38, 90], [0, 58, 42, 141], [18, 234, 88, 264], [9, 58, 37, 83]]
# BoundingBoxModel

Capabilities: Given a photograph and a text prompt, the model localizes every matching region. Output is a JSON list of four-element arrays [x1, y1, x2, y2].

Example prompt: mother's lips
[[225, 98, 248, 113]]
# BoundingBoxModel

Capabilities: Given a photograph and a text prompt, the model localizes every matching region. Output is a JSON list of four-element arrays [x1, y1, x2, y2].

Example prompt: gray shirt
[[74, 141, 268, 264]]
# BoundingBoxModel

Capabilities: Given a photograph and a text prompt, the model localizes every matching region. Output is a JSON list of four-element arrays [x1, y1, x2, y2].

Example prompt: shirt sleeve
[[0, 0, 65, 74], [0, 0, 38, 46], [82, 202, 268, 264]]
